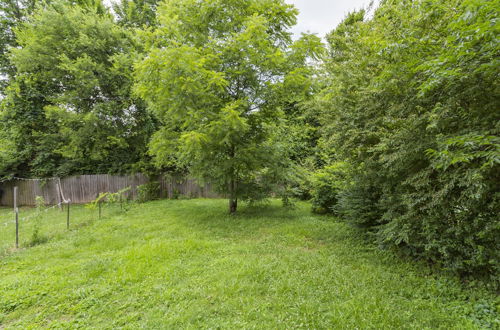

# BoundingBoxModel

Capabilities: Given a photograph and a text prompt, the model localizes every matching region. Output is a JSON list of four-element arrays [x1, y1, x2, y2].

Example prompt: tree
[[135, 0, 322, 213], [1, 0, 156, 177]]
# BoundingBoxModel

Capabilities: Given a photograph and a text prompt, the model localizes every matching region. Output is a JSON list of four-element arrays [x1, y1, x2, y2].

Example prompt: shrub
[[29, 196, 48, 246], [289, 166, 315, 201], [310, 162, 348, 214], [85, 187, 132, 216], [337, 175, 384, 228], [137, 182, 160, 203]]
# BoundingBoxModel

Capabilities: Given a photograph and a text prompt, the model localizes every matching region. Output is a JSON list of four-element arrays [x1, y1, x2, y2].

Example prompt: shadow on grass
[[154, 199, 369, 248]]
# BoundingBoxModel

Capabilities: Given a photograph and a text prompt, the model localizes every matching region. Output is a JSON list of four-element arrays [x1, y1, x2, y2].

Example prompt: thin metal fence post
[[99, 201, 102, 219], [67, 201, 70, 229], [14, 186, 18, 249]]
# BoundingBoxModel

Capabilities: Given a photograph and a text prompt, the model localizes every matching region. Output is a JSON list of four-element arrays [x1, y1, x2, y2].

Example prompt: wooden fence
[[0, 174, 219, 206]]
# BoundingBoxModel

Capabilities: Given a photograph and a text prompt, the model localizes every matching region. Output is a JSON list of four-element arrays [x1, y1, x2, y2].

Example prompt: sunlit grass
[[0, 199, 497, 328]]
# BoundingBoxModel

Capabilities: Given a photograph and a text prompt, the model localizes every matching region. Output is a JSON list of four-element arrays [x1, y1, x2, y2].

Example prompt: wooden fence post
[[57, 182, 63, 211], [13, 186, 18, 249]]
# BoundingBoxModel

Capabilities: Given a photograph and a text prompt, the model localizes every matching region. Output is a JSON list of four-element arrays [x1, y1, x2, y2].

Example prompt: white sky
[[287, 0, 379, 39], [103, 0, 378, 39]]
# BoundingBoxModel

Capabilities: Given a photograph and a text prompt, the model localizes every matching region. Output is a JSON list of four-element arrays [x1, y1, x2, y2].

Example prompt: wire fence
[[0, 173, 218, 255], [0, 200, 131, 256]]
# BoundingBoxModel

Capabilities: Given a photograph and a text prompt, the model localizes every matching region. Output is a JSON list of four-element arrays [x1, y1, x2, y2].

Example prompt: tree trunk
[[229, 198, 237, 214], [228, 175, 237, 214], [228, 145, 238, 214]]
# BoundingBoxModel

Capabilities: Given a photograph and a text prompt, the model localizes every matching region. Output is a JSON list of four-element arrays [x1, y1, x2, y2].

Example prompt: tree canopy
[[1, 0, 156, 177]]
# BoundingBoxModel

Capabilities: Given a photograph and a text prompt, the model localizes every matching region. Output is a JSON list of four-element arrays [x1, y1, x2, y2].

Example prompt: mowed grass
[[0, 199, 498, 329]]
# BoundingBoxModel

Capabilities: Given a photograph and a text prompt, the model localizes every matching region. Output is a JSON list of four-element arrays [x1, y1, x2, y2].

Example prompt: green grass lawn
[[0, 199, 498, 328]]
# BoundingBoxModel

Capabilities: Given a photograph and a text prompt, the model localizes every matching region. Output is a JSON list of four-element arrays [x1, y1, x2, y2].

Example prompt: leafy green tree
[[135, 0, 322, 213], [1, 0, 156, 177]]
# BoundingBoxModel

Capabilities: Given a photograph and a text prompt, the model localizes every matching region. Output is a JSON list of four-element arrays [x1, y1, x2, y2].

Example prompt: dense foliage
[[0, 0, 156, 177], [112, 0, 160, 28], [310, 162, 348, 214], [316, 0, 499, 283]]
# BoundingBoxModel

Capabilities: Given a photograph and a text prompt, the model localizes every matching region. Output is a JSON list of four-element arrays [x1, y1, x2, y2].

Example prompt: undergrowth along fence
[[0, 174, 218, 206]]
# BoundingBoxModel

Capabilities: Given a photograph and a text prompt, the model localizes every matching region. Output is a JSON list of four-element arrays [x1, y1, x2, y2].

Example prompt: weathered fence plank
[[0, 174, 218, 206]]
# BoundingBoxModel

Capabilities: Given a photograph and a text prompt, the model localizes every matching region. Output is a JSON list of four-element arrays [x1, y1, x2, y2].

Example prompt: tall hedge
[[319, 0, 499, 283]]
